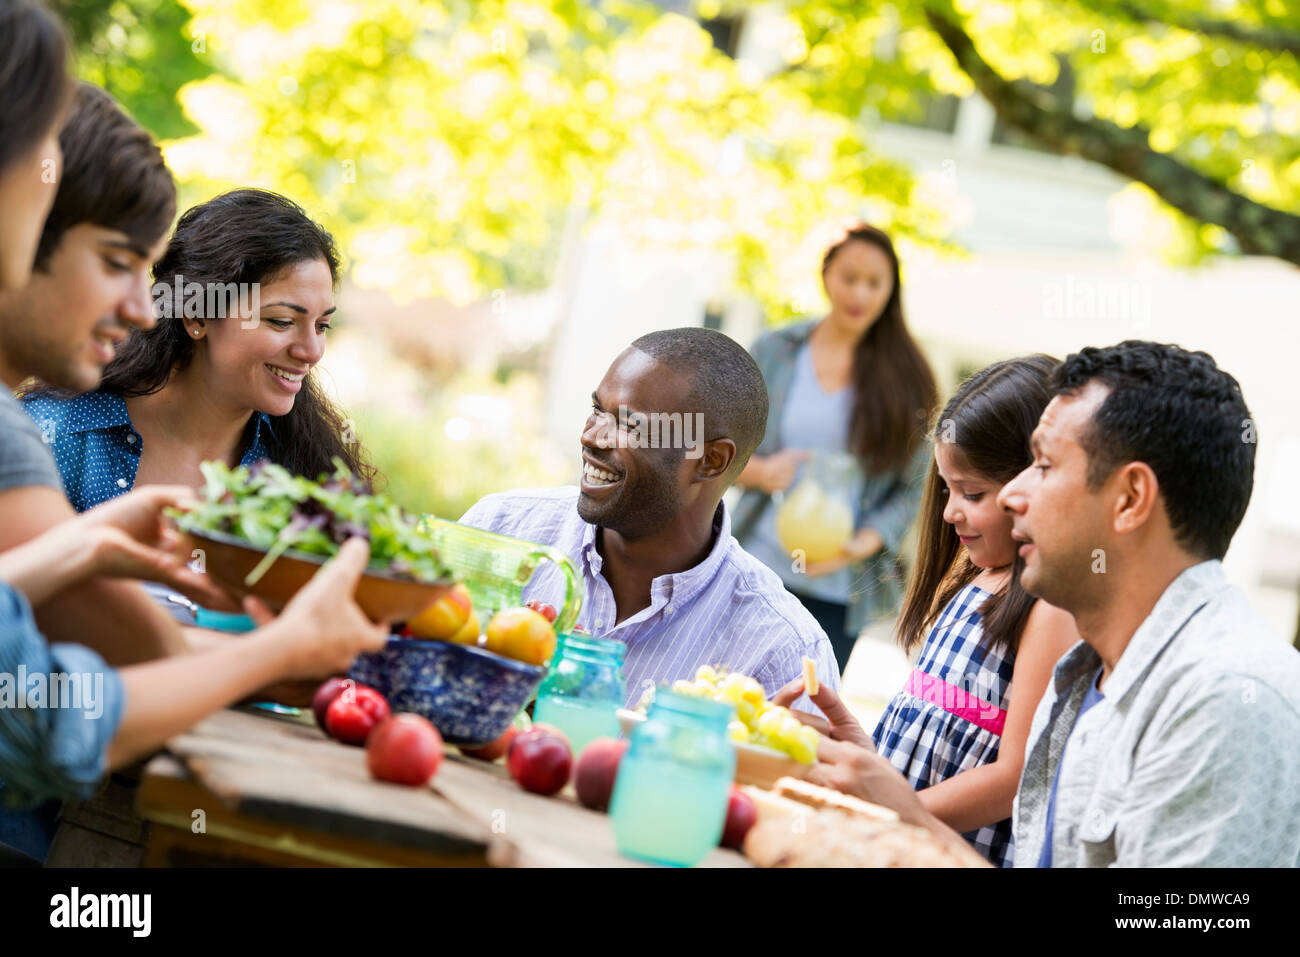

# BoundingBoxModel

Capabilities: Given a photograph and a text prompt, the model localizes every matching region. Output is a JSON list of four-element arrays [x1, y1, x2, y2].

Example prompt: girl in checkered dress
[[871, 356, 1081, 867]]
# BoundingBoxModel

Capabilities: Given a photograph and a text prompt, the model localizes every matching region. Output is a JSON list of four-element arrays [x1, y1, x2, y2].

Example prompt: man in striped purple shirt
[[459, 328, 839, 713]]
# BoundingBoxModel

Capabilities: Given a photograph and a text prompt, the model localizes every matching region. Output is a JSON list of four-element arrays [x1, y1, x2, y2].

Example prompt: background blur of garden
[[60, 0, 1300, 710]]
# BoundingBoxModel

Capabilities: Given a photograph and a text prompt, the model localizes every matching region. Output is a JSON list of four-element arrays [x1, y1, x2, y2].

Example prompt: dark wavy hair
[[1052, 340, 1254, 560], [99, 189, 376, 484], [0, 0, 72, 177], [36, 83, 176, 269], [895, 354, 1059, 657], [822, 224, 939, 476]]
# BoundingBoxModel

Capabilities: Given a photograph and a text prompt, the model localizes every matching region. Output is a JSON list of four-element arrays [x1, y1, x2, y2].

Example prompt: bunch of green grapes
[[668, 665, 820, 764]]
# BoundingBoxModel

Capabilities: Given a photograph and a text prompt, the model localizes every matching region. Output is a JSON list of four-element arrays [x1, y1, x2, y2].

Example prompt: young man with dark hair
[[0, 80, 391, 866], [460, 328, 839, 710], [796, 340, 1300, 866], [0, 82, 201, 665]]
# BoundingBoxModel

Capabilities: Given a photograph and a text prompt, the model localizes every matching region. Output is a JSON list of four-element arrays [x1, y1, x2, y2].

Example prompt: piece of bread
[[801, 656, 819, 696], [740, 785, 818, 826], [772, 776, 899, 822], [743, 807, 984, 868]]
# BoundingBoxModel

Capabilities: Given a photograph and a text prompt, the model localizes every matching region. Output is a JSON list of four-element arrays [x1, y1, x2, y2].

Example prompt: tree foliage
[[778, 0, 1300, 265], [143, 0, 948, 317], [63, 0, 1298, 319], [54, 0, 213, 139]]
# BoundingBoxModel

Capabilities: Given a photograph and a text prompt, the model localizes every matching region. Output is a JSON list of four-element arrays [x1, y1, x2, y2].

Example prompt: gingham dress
[[873, 583, 1017, 867]]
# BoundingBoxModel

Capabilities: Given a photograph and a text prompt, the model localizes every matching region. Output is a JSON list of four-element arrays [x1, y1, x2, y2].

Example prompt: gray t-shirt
[[0, 389, 65, 494]]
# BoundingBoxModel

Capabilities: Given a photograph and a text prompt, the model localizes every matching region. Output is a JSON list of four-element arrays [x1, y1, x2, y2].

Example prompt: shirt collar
[[1054, 559, 1222, 703], [580, 501, 733, 610], [65, 390, 133, 434], [1100, 559, 1221, 702], [250, 410, 277, 444]]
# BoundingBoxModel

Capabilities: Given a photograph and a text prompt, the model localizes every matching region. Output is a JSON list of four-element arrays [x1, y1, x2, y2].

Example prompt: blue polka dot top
[[21, 390, 275, 513]]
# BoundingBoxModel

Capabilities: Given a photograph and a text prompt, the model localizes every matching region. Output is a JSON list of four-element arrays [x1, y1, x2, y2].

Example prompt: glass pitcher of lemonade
[[775, 452, 856, 563], [416, 516, 582, 632]]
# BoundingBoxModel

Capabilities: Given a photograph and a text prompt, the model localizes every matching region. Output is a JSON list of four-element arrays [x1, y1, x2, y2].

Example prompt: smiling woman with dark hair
[[24, 188, 376, 515], [732, 223, 939, 676]]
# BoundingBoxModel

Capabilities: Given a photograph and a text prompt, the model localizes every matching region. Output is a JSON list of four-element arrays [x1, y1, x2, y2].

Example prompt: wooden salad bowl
[[183, 528, 455, 623]]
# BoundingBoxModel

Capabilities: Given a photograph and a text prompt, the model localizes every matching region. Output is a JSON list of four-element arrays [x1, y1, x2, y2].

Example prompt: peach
[[407, 583, 473, 640], [719, 787, 758, 849], [367, 714, 443, 786], [506, 727, 572, 796], [574, 737, 629, 811], [484, 607, 557, 666], [461, 725, 516, 762], [448, 608, 480, 646]]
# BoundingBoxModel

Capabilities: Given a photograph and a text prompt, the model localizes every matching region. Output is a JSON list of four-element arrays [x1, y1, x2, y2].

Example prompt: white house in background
[[541, 6, 1300, 643]]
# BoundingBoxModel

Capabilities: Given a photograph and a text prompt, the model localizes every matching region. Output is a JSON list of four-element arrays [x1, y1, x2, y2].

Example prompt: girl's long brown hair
[[822, 225, 938, 475], [895, 354, 1059, 657]]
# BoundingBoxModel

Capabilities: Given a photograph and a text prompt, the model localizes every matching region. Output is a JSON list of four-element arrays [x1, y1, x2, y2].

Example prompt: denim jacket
[[731, 320, 929, 636]]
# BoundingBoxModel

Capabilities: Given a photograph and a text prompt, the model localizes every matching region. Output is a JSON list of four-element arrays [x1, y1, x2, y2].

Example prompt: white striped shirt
[[459, 487, 839, 713]]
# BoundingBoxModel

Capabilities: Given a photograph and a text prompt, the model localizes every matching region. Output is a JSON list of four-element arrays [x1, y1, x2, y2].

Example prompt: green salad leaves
[[173, 459, 451, 586]]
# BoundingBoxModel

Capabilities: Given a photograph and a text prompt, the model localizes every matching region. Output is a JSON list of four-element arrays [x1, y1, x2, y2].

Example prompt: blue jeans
[[0, 799, 58, 865]]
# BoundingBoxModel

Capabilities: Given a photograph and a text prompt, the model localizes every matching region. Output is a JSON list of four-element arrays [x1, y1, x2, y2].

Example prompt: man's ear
[[1111, 461, 1160, 536], [694, 438, 736, 482]]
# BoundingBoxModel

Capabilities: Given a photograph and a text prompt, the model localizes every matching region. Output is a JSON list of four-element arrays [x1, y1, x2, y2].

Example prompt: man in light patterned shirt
[[460, 328, 840, 712], [800, 341, 1300, 867]]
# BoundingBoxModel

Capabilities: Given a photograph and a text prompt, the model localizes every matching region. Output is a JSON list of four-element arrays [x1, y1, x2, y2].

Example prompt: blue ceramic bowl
[[350, 638, 547, 747]]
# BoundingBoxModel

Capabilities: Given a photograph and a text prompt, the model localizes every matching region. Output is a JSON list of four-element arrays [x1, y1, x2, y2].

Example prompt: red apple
[[719, 786, 758, 849], [312, 676, 351, 732], [574, 738, 629, 811], [461, 725, 517, 762], [528, 722, 568, 744], [525, 600, 558, 624], [506, 727, 572, 796], [325, 684, 390, 745], [367, 714, 444, 786]]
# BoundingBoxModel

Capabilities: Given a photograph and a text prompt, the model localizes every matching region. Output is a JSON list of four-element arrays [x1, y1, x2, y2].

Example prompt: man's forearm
[[182, 624, 241, 652], [108, 621, 295, 767], [0, 526, 98, 604], [34, 576, 189, 665]]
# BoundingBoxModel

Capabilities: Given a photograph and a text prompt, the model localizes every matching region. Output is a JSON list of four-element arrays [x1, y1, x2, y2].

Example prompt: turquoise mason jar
[[609, 690, 736, 867], [532, 633, 626, 758]]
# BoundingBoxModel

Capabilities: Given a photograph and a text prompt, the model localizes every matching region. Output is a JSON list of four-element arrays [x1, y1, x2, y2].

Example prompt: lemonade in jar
[[775, 453, 856, 563]]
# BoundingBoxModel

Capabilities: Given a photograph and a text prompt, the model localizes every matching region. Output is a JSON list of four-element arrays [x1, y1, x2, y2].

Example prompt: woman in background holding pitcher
[[732, 224, 937, 675]]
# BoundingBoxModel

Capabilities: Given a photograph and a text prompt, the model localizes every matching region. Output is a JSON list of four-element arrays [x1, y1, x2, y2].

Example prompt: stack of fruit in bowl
[[402, 584, 561, 663], [349, 584, 565, 748]]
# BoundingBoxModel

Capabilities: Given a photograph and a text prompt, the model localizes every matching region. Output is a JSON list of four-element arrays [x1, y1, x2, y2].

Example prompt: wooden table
[[136, 708, 750, 868]]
